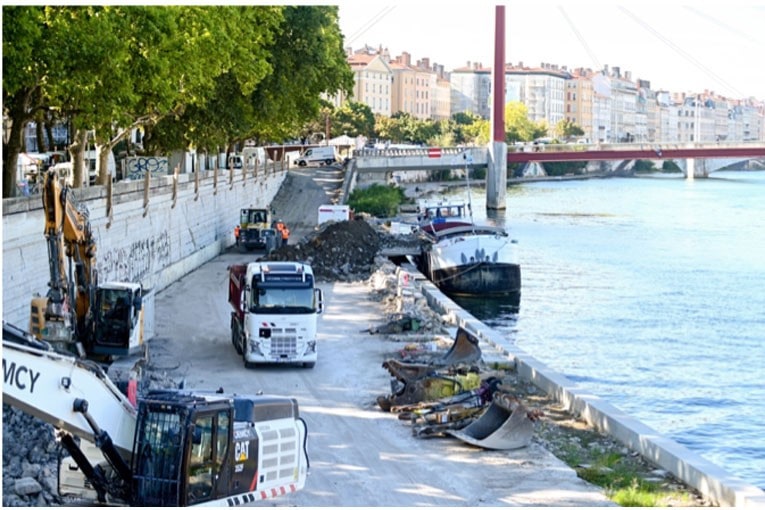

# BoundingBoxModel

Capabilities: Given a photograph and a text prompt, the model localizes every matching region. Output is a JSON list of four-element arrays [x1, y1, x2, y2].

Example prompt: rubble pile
[[2, 405, 63, 507], [263, 217, 381, 280], [263, 216, 426, 282]]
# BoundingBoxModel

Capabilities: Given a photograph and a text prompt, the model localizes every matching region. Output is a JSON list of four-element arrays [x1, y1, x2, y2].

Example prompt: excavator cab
[[131, 391, 233, 506], [91, 283, 144, 357]]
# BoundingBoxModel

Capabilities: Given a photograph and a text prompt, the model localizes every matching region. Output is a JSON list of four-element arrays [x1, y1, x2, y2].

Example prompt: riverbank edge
[[391, 260, 764, 507]]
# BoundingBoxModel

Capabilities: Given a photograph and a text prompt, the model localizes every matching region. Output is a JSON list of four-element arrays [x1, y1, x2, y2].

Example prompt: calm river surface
[[448, 170, 765, 489]]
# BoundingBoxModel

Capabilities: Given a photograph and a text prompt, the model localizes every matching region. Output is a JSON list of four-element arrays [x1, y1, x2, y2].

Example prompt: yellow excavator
[[29, 168, 145, 360]]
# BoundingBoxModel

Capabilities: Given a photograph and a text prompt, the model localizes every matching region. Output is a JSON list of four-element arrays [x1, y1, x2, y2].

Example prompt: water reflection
[[449, 293, 520, 329]]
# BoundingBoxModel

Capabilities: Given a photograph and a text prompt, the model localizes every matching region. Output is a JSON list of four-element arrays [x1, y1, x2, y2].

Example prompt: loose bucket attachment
[[432, 327, 482, 366], [446, 392, 536, 450]]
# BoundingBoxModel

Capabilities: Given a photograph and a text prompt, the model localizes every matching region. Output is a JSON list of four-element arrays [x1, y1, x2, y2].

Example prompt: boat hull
[[432, 262, 521, 297], [417, 232, 521, 297]]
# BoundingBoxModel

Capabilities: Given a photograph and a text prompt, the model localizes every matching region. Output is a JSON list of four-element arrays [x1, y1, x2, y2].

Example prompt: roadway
[[145, 165, 614, 506]]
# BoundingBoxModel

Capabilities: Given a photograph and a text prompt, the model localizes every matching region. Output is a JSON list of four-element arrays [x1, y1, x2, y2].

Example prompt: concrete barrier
[[398, 263, 765, 507]]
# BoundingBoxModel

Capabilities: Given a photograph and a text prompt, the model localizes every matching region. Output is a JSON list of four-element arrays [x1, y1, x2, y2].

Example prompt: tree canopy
[[2, 5, 352, 196]]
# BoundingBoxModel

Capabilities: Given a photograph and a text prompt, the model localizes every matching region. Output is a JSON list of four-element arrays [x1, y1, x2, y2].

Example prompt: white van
[[294, 146, 338, 167], [228, 147, 271, 170]]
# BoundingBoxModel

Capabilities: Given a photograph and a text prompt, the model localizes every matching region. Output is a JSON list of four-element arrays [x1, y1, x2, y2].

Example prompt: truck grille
[[267, 328, 298, 357]]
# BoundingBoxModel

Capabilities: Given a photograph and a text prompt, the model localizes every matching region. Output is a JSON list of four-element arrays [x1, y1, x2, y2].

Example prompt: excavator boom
[[2, 321, 137, 458], [38, 170, 98, 347]]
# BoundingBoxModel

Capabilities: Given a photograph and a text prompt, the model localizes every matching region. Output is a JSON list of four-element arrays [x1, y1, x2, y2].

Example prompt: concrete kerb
[[396, 263, 765, 508]]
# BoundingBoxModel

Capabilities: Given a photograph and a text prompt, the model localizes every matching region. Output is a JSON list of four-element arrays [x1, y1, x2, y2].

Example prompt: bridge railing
[[352, 147, 473, 158], [508, 140, 765, 154]]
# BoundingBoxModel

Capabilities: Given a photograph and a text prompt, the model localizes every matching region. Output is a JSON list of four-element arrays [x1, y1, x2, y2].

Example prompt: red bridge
[[505, 141, 765, 163]]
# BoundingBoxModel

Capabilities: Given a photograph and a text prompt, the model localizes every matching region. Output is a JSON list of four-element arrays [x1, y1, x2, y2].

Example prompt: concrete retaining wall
[[2, 167, 286, 336], [398, 263, 765, 508]]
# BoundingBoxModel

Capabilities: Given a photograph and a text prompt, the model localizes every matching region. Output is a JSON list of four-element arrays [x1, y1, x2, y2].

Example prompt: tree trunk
[[95, 141, 110, 185], [35, 110, 47, 153], [2, 89, 33, 198], [45, 115, 55, 152], [68, 128, 88, 188]]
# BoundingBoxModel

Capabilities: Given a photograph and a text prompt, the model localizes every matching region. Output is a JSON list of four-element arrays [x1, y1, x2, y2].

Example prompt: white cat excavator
[[2, 320, 309, 507]]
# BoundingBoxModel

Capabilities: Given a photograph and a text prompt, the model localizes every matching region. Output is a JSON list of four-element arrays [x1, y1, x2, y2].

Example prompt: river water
[[446, 170, 765, 489]]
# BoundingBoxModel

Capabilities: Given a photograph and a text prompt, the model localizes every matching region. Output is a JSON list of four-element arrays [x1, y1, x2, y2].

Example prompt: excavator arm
[[39, 170, 97, 347], [2, 321, 137, 458]]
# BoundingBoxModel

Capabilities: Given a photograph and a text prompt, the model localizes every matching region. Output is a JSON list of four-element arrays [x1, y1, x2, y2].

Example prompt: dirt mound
[[262, 218, 382, 281]]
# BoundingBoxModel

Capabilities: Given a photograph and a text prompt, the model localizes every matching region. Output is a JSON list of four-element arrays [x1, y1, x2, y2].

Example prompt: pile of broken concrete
[[262, 215, 426, 281]]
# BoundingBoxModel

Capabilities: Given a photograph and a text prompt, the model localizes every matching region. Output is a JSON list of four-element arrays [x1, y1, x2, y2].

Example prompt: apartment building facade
[[337, 45, 763, 143], [449, 63, 491, 119], [346, 49, 393, 116]]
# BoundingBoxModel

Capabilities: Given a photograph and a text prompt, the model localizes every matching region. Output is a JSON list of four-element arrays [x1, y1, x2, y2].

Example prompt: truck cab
[[229, 262, 323, 368]]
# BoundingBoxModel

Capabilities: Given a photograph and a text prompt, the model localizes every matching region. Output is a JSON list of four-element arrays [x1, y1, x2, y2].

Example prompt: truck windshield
[[250, 287, 314, 314]]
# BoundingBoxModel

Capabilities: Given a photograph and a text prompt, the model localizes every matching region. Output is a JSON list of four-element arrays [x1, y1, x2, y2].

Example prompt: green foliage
[[504, 101, 547, 142], [544, 161, 587, 176], [371, 111, 491, 146], [470, 167, 487, 180], [246, 5, 353, 143], [633, 159, 657, 173], [662, 160, 683, 173], [347, 183, 405, 218], [555, 118, 585, 139], [332, 101, 375, 138], [1, 5, 353, 195]]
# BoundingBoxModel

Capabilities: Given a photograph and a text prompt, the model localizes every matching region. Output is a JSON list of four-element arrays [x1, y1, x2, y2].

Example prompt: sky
[[337, 1, 765, 100]]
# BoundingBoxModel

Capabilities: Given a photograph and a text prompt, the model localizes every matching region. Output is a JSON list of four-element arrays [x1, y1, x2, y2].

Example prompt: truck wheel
[[231, 320, 243, 355], [302, 362, 315, 369], [298, 161, 307, 167], [325, 159, 334, 165]]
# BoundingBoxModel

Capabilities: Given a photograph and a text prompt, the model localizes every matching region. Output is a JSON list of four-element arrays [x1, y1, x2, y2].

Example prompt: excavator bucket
[[446, 392, 536, 450], [433, 327, 482, 366]]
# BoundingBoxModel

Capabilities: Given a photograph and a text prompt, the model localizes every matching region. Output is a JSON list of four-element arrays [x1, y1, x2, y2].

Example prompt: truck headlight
[[249, 339, 263, 356]]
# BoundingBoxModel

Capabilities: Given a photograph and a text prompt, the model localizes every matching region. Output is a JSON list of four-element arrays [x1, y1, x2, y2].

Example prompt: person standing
[[280, 224, 290, 247]]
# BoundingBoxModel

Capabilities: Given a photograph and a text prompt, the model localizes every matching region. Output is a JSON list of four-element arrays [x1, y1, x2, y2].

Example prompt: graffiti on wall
[[125, 157, 169, 180], [99, 231, 171, 283]]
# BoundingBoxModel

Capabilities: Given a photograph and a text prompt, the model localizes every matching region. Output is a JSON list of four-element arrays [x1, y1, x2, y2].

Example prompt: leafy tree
[[504, 101, 546, 143], [555, 119, 585, 140], [463, 118, 490, 145], [450, 112, 482, 144], [332, 101, 375, 138], [121, 6, 282, 163], [374, 114, 395, 141], [3, 6, 48, 196], [245, 6, 353, 143]]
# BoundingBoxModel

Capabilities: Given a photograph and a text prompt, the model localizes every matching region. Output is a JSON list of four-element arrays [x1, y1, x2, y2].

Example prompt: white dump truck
[[228, 261, 323, 368]]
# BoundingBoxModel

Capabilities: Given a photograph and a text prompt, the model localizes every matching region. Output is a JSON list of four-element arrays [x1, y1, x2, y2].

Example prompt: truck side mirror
[[315, 289, 324, 314], [133, 293, 142, 311]]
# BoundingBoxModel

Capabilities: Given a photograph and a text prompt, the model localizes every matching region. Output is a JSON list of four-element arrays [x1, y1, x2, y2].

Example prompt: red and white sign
[[427, 147, 442, 158]]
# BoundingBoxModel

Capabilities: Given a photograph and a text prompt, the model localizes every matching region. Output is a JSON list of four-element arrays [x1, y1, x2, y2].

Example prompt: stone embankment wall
[[2, 166, 286, 333]]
